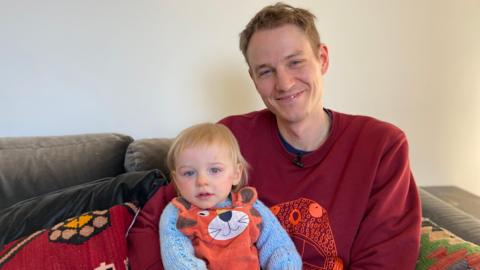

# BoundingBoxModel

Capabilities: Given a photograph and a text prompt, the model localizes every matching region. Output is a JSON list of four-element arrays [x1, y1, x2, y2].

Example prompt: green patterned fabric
[[416, 218, 480, 269]]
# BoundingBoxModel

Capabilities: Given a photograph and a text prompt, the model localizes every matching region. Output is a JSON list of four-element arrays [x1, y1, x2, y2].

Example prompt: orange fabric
[[172, 186, 262, 270]]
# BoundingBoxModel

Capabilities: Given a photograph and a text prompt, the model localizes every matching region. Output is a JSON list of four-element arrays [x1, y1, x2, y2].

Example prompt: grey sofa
[[1, 133, 480, 266], [0, 133, 172, 211]]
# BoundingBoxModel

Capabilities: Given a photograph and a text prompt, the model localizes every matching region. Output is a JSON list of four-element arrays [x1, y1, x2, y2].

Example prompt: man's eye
[[258, 69, 272, 77], [290, 59, 303, 67]]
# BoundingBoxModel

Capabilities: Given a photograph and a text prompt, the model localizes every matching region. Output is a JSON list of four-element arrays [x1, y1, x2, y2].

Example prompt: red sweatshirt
[[219, 109, 421, 270]]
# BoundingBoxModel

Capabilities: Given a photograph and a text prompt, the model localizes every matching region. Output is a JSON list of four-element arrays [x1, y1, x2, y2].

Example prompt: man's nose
[[275, 67, 294, 91]]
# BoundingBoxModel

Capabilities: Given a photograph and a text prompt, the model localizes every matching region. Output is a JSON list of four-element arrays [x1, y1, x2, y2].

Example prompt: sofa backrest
[[0, 133, 133, 209], [124, 138, 173, 177]]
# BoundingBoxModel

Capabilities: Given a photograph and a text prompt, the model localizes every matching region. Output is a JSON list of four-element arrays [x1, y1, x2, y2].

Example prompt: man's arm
[[127, 183, 176, 270], [349, 134, 421, 269], [254, 200, 303, 270], [159, 203, 207, 270]]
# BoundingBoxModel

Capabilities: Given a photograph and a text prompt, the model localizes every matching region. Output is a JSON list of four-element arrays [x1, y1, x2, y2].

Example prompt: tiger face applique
[[171, 186, 262, 270]]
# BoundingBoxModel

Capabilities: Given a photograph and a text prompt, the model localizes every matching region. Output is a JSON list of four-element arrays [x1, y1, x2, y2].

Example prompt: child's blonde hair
[[167, 123, 249, 191]]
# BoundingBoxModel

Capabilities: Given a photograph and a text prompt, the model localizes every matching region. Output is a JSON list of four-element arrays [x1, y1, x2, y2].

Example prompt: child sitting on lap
[[159, 123, 302, 270]]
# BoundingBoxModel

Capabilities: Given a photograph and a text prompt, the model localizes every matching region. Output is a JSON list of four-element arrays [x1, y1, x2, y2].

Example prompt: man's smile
[[275, 90, 305, 102]]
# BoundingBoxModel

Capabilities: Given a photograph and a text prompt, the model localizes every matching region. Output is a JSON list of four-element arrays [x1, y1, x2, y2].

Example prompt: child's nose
[[196, 174, 209, 186]]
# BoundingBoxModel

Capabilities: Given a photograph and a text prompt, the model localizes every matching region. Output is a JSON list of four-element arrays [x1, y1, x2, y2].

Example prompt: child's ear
[[170, 171, 181, 195], [232, 163, 243, 186], [170, 170, 177, 181]]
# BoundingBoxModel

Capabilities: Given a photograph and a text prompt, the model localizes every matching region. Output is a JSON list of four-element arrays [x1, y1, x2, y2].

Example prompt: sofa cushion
[[416, 218, 480, 269], [0, 133, 134, 209], [124, 138, 173, 176], [0, 169, 167, 249], [0, 203, 136, 269]]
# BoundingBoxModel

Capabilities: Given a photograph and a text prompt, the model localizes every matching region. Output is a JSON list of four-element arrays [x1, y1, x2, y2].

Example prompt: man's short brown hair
[[239, 2, 321, 63]]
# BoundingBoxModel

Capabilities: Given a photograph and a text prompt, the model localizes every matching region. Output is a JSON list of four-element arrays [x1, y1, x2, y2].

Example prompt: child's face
[[172, 143, 242, 209]]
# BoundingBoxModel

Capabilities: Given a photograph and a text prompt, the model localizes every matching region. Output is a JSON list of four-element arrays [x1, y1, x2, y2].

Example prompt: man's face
[[246, 24, 329, 126]]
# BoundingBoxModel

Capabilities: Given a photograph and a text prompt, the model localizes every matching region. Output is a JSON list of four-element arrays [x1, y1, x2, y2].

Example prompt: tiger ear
[[172, 197, 192, 212], [238, 186, 258, 204], [177, 215, 197, 229]]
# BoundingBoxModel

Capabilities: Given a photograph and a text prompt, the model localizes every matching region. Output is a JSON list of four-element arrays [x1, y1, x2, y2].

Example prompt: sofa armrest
[[420, 187, 480, 245], [124, 138, 173, 177]]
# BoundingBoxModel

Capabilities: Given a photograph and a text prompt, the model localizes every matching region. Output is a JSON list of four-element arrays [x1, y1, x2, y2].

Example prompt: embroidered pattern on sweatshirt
[[271, 198, 344, 270]]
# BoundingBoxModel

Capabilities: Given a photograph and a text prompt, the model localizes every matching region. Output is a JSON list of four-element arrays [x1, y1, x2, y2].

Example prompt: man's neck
[[277, 108, 331, 152]]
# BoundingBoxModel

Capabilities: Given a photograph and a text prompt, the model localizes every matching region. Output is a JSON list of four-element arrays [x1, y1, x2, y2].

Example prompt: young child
[[159, 123, 302, 270]]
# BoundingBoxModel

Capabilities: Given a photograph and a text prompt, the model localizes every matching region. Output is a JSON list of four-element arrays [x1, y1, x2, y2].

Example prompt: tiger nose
[[218, 210, 232, 222]]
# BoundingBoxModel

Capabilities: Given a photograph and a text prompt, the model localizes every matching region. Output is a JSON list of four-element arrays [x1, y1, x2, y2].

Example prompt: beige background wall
[[1, 0, 479, 194]]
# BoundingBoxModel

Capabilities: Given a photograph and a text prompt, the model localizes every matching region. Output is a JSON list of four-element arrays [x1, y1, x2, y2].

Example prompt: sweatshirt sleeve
[[159, 202, 207, 270], [349, 133, 421, 269], [254, 200, 303, 270]]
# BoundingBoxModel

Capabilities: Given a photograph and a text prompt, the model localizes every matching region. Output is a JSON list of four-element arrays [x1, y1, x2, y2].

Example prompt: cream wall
[[0, 1, 479, 194]]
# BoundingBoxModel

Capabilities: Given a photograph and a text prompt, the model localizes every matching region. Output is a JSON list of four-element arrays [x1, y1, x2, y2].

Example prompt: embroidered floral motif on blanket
[[49, 209, 111, 244], [416, 218, 480, 270], [0, 203, 137, 270]]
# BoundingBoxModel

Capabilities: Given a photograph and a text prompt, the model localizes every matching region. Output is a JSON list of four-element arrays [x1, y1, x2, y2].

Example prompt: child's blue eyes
[[183, 171, 195, 177], [180, 168, 222, 177], [209, 167, 222, 174]]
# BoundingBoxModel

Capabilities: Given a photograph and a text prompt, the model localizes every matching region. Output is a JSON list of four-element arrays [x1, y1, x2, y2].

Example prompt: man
[[219, 3, 421, 269], [127, 3, 421, 270]]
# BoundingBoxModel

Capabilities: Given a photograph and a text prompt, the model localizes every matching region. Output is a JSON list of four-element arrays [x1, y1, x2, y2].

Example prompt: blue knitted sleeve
[[159, 202, 207, 270], [254, 200, 303, 270]]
